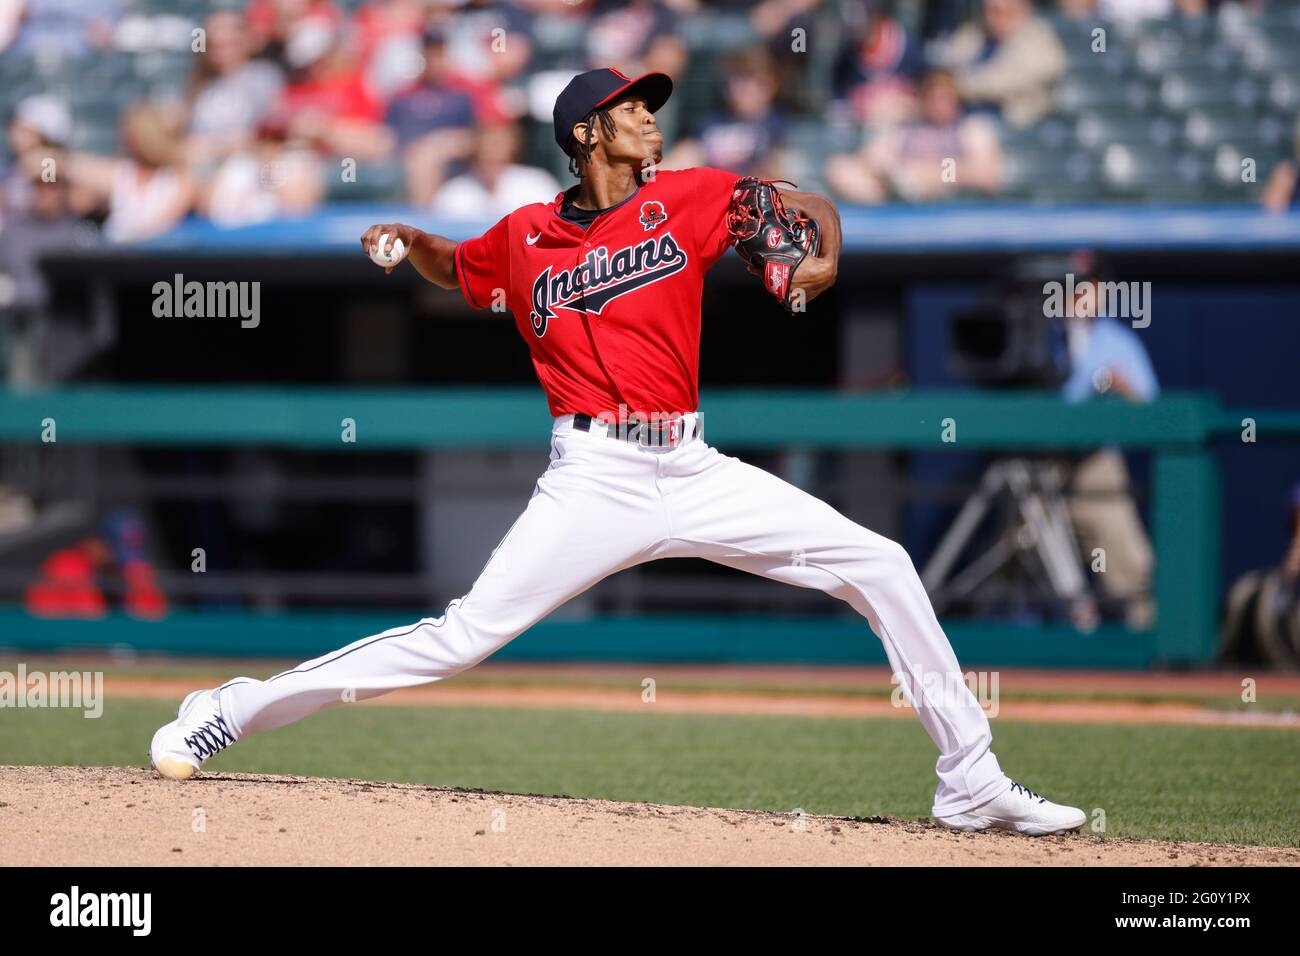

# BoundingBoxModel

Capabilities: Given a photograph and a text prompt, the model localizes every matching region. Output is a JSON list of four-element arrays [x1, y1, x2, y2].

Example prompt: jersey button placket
[[584, 215, 625, 406], [584, 220, 611, 332], [579, 234, 601, 325]]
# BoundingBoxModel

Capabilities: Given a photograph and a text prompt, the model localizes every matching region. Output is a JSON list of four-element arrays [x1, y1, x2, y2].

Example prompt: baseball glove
[[725, 177, 821, 313]]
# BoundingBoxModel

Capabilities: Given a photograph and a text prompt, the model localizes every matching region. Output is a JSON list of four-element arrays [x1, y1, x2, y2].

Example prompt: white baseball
[[369, 233, 407, 268]]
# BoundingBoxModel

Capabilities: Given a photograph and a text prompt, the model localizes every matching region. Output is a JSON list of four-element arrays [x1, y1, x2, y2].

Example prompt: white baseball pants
[[218, 412, 1007, 816]]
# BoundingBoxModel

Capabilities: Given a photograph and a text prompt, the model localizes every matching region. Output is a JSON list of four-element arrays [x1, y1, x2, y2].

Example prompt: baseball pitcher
[[151, 68, 1086, 837]]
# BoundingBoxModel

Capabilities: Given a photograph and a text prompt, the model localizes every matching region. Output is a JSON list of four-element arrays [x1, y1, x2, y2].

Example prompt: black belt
[[572, 413, 700, 449]]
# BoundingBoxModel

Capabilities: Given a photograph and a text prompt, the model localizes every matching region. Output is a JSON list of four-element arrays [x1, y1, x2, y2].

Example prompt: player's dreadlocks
[[567, 106, 617, 178]]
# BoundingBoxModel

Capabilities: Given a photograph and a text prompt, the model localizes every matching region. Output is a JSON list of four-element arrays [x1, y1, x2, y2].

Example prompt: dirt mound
[[3, 766, 1296, 866]]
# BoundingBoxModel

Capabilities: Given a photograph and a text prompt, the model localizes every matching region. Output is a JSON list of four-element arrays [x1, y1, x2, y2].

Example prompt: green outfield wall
[[0, 386, 1285, 667]]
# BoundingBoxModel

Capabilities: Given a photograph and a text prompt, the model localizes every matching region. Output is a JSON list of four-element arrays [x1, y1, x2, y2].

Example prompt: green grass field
[[3, 699, 1297, 847]]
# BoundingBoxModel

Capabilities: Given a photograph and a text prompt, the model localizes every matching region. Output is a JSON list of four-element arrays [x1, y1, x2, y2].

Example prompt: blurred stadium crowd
[[1, 0, 1299, 251]]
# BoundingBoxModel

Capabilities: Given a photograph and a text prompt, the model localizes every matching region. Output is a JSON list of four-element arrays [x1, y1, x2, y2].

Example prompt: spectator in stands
[[3, 93, 102, 391], [2, 94, 75, 223], [431, 124, 562, 220], [385, 24, 482, 205], [201, 117, 326, 228], [0, 0, 120, 57], [391, 21, 511, 127], [442, 0, 534, 115], [931, 0, 1067, 129], [585, 0, 687, 81], [825, 69, 1002, 203], [246, 0, 343, 70], [268, 14, 393, 161], [0, 171, 86, 383], [662, 48, 790, 179], [185, 10, 285, 174], [1057, 0, 1100, 20], [1172, 0, 1211, 24], [1061, 252, 1159, 630], [354, 0, 424, 63], [0, 0, 17, 51], [1261, 121, 1300, 213], [353, 0, 427, 101], [831, 0, 925, 129], [745, 0, 821, 39], [742, 0, 825, 91], [918, 0, 968, 41], [1096, 0, 1171, 22], [1096, 0, 1207, 25], [38, 104, 194, 243]]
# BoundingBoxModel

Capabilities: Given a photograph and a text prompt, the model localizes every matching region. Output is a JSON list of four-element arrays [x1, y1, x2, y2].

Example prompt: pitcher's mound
[[2, 766, 1294, 866]]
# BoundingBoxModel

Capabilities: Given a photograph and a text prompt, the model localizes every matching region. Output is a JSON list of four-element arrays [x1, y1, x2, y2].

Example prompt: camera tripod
[[920, 457, 1097, 625]]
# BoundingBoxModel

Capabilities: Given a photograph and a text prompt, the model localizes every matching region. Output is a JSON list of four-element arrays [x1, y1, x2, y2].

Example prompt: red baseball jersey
[[453, 167, 740, 418]]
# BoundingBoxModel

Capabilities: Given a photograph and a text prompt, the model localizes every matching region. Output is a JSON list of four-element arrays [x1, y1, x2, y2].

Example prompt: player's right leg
[[654, 439, 1087, 835], [150, 424, 666, 779]]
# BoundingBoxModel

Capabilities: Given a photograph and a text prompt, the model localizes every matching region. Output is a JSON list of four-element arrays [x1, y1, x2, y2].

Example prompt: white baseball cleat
[[934, 779, 1087, 837], [149, 687, 239, 780]]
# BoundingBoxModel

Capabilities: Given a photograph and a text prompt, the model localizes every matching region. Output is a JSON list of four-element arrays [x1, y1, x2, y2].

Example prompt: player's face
[[597, 96, 663, 167]]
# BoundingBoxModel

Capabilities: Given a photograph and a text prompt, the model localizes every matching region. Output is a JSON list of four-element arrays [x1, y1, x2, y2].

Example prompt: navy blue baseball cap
[[553, 67, 673, 153]]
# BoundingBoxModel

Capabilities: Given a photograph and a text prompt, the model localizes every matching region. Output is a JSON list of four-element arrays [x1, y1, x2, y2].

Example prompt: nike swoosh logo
[[526, 233, 540, 245]]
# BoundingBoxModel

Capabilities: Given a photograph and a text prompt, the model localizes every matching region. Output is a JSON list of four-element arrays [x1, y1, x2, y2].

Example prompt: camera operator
[[1061, 259, 1158, 630]]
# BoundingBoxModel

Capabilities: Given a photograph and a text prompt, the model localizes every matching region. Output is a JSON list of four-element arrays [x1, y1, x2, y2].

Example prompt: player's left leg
[[657, 438, 1086, 834], [148, 423, 668, 779]]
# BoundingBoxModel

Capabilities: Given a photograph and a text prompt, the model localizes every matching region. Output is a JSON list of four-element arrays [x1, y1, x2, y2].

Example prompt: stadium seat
[[1047, 15, 1097, 46], [1098, 142, 1171, 198], [686, 13, 761, 53], [1031, 115, 1074, 150], [1074, 110, 1175, 150], [1158, 71, 1258, 113], [1182, 108, 1264, 151], [1000, 144, 1098, 202], [1206, 141, 1286, 197], [1134, 26, 1234, 77], [678, 50, 722, 123], [0, 76, 44, 112], [531, 14, 586, 61], [1236, 33, 1300, 76], [1257, 5, 1300, 38], [131, 50, 193, 84], [137, 0, 203, 14], [1265, 72, 1300, 112], [83, 51, 138, 83], [1255, 113, 1296, 151], [324, 160, 405, 203], [1054, 74, 1129, 115], [789, 118, 860, 157], [1064, 45, 1133, 79], [69, 122, 119, 155]]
